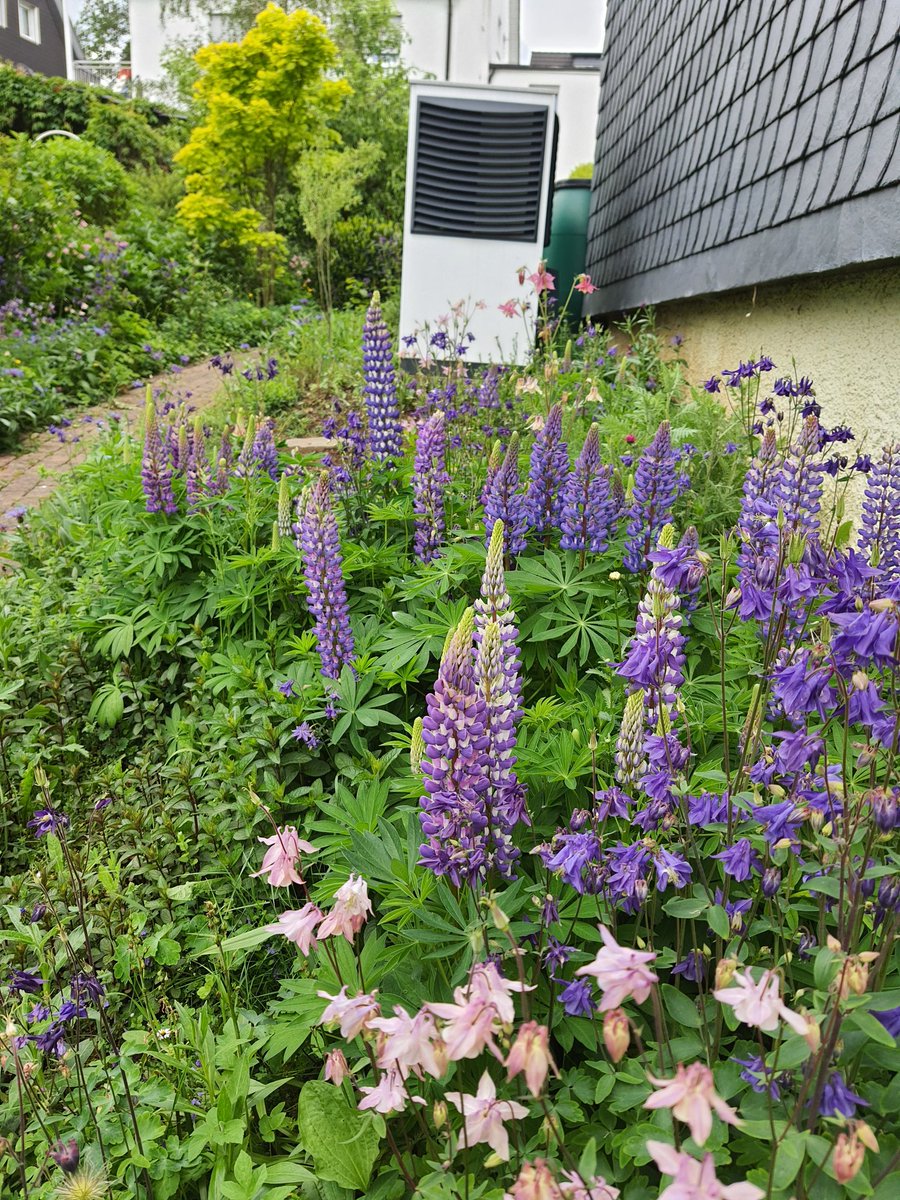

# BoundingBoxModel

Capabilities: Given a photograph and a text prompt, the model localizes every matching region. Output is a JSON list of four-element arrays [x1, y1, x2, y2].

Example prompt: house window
[[0, 0, 7, 29], [18, 1, 41, 42]]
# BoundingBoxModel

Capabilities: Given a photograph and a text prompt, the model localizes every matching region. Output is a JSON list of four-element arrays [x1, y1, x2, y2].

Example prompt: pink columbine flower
[[369, 1005, 446, 1078], [447, 1071, 529, 1161], [324, 1048, 349, 1085], [251, 826, 316, 887], [358, 1066, 422, 1114], [317, 986, 380, 1039], [528, 267, 556, 294], [575, 925, 659, 1010], [317, 874, 373, 942], [505, 1021, 556, 1098], [429, 962, 530, 1061], [647, 1141, 763, 1200], [265, 903, 324, 955], [574, 274, 596, 295], [644, 1063, 740, 1146], [499, 299, 518, 318], [712, 968, 808, 1035]]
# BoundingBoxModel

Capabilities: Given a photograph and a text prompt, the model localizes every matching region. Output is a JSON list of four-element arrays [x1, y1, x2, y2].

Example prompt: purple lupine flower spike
[[478, 366, 500, 410], [741, 426, 781, 515], [252, 417, 279, 480], [857, 442, 900, 580], [476, 619, 527, 874], [186, 417, 209, 511], [475, 519, 523, 723], [235, 415, 258, 478], [295, 474, 355, 679], [525, 402, 569, 534], [773, 414, 825, 537], [363, 290, 403, 463], [618, 538, 687, 734], [141, 394, 177, 515], [413, 410, 450, 563], [623, 420, 678, 571], [560, 424, 614, 554], [418, 608, 492, 886], [480, 439, 503, 507], [483, 432, 527, 556], [615, 688, 646, 787]]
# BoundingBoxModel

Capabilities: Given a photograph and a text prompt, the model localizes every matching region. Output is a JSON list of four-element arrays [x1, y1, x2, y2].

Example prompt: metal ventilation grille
[[412, 98, 549, 241]]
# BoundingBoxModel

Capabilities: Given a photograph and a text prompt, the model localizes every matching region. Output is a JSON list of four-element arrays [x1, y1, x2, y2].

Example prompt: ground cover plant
[[0, 287, 897, 1200]]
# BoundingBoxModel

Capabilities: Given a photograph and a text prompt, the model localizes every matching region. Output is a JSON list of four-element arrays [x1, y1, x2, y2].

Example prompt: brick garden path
[[0, 353, 258, 515]]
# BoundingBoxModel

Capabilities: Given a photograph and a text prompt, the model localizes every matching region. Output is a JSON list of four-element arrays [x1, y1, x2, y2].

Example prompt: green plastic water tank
[[544, 179, 591, 325]]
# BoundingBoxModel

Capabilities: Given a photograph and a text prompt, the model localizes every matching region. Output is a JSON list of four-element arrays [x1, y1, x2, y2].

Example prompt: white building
[[392, 0, 520, 84]]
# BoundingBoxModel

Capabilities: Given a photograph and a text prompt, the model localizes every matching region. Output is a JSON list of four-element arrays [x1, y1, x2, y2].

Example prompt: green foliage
[[23, 135, 133, 224], [76, 0, 130, 59], [175, 4, 350, 301], [569, 162, 593, 180], [330, 214, 401, 307]]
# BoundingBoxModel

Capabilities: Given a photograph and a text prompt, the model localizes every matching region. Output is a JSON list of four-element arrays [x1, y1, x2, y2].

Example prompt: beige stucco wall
[[650, 262, 900, 460]]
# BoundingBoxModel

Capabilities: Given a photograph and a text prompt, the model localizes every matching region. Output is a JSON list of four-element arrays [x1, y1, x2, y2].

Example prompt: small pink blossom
[[499, 299, 518, 318], [447, 1071, 529, 1161], [503, 1159, 559, 1199], [251, 826, 316, 887], [317, 874, 373, 942], [573, 274, 596, 295], [575, 925, 659, 1010], [505, 1022, 556, 1098], [559, 1169, 621, 1199], [265, 903, 323, 955], [529, 267, 556, 294], [646, 1141, 763, 1200], [324, 1048, 349, 1085], [712, 968, 807, 1035], [369, 1005, 446, 1078], [429, 962, 530, 1061], [317, 986, 380, 1039], [358, 1066, 422, 1114], [644, 1063, 740, 1146]]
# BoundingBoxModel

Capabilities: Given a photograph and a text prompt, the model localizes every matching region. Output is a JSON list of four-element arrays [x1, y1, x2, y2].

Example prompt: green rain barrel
[[544, 178, 591, 325]]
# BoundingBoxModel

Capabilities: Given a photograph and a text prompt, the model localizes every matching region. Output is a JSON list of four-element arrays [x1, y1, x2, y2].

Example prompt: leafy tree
[[174, 3, 349, 303], [294, 140, 381, 325], [76, 0, 130, 59]]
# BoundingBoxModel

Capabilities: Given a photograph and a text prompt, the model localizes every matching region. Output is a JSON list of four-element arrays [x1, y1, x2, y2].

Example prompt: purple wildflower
[[413, 411, 449, 564], [251, 418, 279, 480], [291, 722, 319, 748], [712, 838, 761, 882], [9, 969, 44, 994], [277, 680, 295, 697], [624, 421, 678, 572], [525, 402, 569, 534], [483, 433, 527, 556], [141, 398, 177, 515], [363, 291, 403, 463], [773, 415, 824, 537], [560, 424, 614, 553], [474, 520, 523, 724], [856, 442, 900, 579], [557, 977, 594, 1017], [814, 1072, 868, 1119], [618, 565, 686, 734], [28, 809, 69, 836], [295, 475, 355, 680], [186, 419, 209, 511]]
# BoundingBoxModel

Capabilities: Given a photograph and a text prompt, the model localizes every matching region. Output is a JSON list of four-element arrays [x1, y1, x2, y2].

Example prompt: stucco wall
[[650, 261, 900, 459]]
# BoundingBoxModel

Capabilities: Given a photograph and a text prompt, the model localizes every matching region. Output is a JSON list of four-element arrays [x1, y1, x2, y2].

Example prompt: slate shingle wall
[[585, 0, 900, 313]]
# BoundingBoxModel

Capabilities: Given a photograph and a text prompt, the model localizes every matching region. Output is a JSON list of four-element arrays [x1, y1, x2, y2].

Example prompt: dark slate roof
[[584, 0, 900, 314]]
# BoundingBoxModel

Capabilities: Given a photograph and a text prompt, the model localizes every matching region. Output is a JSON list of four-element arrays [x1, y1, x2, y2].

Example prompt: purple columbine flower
[[295, 474, 355, 680], [873, 1006, 900, 1038], [524, 402, 569, 534], [28, 809, 69, 837], [814, 1072, 869, 1119], [277, 680, 295, 697], [291, 722, 318, 748], [363, 291, 403, 463], [413, 410, 449, 564], [483, 434, 527, 556], [856, 442, 900, 579], [624, 421, 678, 572], [557, 977, 594, 1016], [712, 838, 761, 881], [9, 969, 44, 994], [141, 397, 177, 515], [560, 424, 615, 554]]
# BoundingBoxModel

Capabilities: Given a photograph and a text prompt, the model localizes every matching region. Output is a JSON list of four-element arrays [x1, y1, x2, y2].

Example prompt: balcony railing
[[72, 61, 132, 91]]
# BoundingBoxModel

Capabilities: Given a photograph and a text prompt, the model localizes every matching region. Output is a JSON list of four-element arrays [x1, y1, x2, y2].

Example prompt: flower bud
[[845, 956, 869, 996], [489, 900, 510, 932], [833, 1132, 865, 1184], [50, 1139, 80, 1174], [715, 957, 738, 989], [762, 867, 782, 898], [797, 1010, 821, 1053], [432, 1100, 448, 1129], [603, 1008, 630, 1063], [856, 1122, 879, 1153], [324, 1049, 349, 1086]]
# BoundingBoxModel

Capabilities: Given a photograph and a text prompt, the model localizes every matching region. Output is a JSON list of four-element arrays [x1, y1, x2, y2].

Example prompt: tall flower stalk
[[363, 290, 403, 464], [857, 442, 900, 581], [624, 420, 677, 572], [560, 423, 614, 560], [483, 433, 527, 557], [413, 411, 449, 563], [475, 519, 523, 723], [295, 474, 355, 680], [525, 401, 568, 535], [141, 394, 177, 515]]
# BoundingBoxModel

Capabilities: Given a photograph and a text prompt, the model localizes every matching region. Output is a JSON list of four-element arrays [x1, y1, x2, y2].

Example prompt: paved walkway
[[0, 353, 257, 515]]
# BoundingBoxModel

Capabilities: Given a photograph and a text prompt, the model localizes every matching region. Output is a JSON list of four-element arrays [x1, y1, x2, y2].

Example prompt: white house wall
[[128, 0, 207, 89], [489, 65, 600, 180], [394, 0, 518, 83]]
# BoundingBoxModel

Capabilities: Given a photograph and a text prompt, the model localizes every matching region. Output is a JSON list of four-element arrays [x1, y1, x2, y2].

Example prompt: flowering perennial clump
[[141, 396, 177, 515]]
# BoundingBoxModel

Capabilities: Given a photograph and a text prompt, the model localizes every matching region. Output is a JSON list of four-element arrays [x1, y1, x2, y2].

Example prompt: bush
[[330, 212, 402, 307], [25, 135, 133, 224]]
